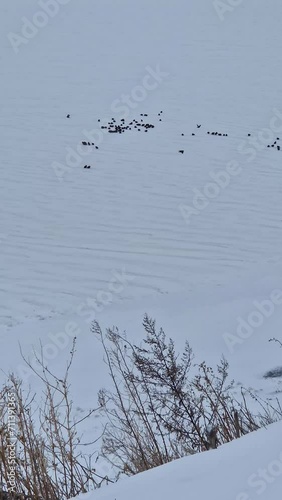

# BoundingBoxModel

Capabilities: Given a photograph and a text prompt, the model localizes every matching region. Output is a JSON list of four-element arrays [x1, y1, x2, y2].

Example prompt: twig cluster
[[0, 339, 110, 500], [94, 316, 282, 476]]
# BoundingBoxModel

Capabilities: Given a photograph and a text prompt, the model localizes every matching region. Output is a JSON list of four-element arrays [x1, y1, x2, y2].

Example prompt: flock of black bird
[[66, 113, 281, 168], [82, 141, 99, 148], [177, 128, 282, 155], [100, 114, 157, 134], [267, 138, 280, 151], [66, 112, 162, 169], [206, 131, 228, 136], [178, 125, 229, 154]]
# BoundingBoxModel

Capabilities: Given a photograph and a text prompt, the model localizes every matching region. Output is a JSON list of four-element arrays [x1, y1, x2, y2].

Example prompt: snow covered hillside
[[1, 0, 282, 497], [77, 421, 282, 500]]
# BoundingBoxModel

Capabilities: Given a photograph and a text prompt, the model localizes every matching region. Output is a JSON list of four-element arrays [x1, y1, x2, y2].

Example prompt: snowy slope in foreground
[[78, 421, 282, 500]]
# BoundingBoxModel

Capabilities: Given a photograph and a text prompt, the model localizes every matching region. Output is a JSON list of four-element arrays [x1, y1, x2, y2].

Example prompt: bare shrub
[[0, 339, 111, 499], [94, 315, 282, 476]]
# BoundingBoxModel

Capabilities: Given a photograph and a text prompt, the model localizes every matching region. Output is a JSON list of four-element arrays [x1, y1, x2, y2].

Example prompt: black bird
[[248, 133, 251, 137], [95, 146, 99, 149], [207, 131, 210, 134], [267, 145, 270, 147], [277, 137, 280, 140], [278, 145, 281, 151], [179, 150, 184, 154], [66, 114, 70, 118], [82, 141, 87, 145], [192, 133, 195, 136], [197, 124, 201, 128], [181, 133, 184, 136], [88, 142, 91, 145], [98, 119, 100, 122]]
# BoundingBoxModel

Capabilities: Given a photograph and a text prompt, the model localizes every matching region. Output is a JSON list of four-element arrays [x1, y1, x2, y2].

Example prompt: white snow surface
[[77, 420, 282, 500], [1, 0, 282, 498], [2, 0, 282, 328]]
